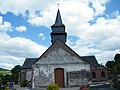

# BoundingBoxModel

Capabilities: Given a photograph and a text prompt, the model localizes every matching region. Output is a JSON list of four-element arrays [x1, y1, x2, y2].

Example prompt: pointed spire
[[51, 9, 67, 44], [53, 9, 63, 26]]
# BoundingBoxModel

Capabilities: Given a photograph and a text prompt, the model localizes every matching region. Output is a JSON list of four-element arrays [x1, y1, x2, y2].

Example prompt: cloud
[[91, 0, 109, 15], [16, 25, 27, 32], [0, 36, 47, 58], [0, 16, 2, 24], [95, 50, 120, 65], [79, 16, 120, 50], [0, 0, 109, 27], [0, 16, 12, 32], [0, 0, 56, 16], [27, 0, 95, 28], [38, 33, 45, 40], [0, 32, 47, 69], [67, 14, 120, 65], [0, 63, 14, 70], [0, 0, 120, 66]]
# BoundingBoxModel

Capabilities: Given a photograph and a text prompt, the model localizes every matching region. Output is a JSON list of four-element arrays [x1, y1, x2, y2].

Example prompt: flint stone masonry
[[32, 48, 90, 88], [67, 70, 90, 87], [36, 49, 88, 65]]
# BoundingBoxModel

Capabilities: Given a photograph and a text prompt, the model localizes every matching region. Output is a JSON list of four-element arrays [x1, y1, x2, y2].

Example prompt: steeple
[[51, 9, 67, 43], [54, 9, 63, 26]]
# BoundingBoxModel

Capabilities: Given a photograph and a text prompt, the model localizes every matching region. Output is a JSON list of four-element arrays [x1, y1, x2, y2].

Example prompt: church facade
[[32, 41, 91, 88], [20, 9, 108, 89], [31, 9, 91, 89]]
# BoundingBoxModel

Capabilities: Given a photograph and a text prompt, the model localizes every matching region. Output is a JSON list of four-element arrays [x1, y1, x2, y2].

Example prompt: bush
[[20, 80, 28, 87], [5, 86, 9, 90], [0, 78, 2, 88], [47, 83, 59, 90]]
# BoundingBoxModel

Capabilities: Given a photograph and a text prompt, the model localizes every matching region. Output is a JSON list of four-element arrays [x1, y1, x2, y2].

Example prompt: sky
[[0, 0, 120, 70]]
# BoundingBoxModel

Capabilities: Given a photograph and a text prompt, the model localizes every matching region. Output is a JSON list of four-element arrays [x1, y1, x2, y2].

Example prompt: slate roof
[[22, 58, 37, 69], [81, 56, 98, 66], [81, 56, 106, 68], [52, 9, 64, 26]]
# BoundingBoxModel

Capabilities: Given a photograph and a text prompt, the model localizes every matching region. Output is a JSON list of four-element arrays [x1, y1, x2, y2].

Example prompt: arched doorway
[[54, 68, 64, 87]]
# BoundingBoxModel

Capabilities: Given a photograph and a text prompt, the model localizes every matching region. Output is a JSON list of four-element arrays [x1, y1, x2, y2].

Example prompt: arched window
[[101, 71, 105, 78], [92, 72, 96, 78]]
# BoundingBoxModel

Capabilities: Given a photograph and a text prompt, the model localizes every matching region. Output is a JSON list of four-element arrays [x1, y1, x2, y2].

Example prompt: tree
[[2, 74, 11, 84], [114, 54, 120, 74], [114, 53, 120, 63], [11, 65, 21, 75], [116, 64, 120, 74], [105, 53, 120, 79], [0, 78, 2, 89], [105, 61, 115, 69], [11, 65, 21, 84]]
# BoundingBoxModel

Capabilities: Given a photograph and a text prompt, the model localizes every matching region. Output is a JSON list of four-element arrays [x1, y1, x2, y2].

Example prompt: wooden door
[[54, 68, 64, 87]]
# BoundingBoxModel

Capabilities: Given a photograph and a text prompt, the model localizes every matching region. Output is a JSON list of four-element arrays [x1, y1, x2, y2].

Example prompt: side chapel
[[20, 9, 108, 89]]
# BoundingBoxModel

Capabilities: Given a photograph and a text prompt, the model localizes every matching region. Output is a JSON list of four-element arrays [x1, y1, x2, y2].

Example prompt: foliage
[[115, 64, 120, 74], [105, 61, 115, 69], [0, 68, 11, 77], [11, 65, 21, 75], [20, 80, 28, 87], [47, 83, 59, 90], [2, 74, 12, 84], [11, 65, 21, 84], [0, 68, 9, 71], [0, 78, 2, 84], [105, 53, 120, 79], [1, 74, 17, 84], [0, 78, 2, 89], [5, 86, 9, 90], [0, 71, 11, 75], [10, 74, 17, 83], [114, 54, 120, 63], [0, 65, 21, 85]]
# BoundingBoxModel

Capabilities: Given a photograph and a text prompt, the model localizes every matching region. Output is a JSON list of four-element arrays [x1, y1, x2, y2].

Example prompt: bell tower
[[51, 9, 67, 43]]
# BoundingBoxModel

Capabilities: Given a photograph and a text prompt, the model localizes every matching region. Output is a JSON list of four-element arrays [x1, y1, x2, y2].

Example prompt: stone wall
[[67, 70, 90, 87], [32, 48, 90, 88], [20, 69, 32, 83]]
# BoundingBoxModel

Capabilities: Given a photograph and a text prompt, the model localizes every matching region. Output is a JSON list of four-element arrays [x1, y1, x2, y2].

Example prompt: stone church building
[[20, 9, 108, 89]]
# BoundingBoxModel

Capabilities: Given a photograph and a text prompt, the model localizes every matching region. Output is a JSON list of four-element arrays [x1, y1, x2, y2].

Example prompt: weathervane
[[57, 0, 60, 8]]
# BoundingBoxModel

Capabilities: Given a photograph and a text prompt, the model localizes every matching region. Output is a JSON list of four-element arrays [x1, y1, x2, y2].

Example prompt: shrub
[[0, 78, 2, 88], [5, 86, 9, 90], [20, 80, 28, 87], [47, 83, 59, 90]]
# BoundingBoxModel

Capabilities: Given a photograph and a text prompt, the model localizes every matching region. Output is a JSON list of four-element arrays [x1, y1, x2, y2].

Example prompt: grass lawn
[[0, 70, 11, 75]]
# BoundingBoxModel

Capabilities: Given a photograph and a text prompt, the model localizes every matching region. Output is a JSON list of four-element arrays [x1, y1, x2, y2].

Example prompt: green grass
[[0, 71, 11, 75], [0, 68, 11, 75], [0, 68, 9, 71]]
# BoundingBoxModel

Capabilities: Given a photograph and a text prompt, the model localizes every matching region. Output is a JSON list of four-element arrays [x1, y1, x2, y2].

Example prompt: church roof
[[22, 41, 102, 69], [52, 9, 64, 26], [81, 56, 99, 66], [32, 40, 89, 65], [22, 58, 37, 69], [81, 56, 106, 68]]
